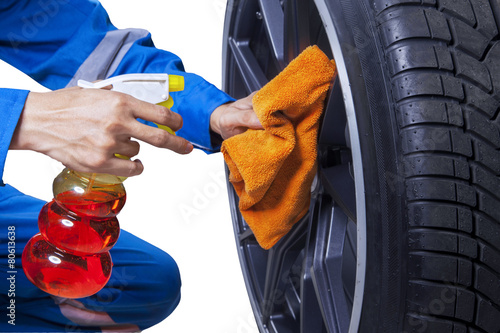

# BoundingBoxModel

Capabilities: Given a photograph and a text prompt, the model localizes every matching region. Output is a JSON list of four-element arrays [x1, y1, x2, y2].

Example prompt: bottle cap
[[168, 75, 184, 92]]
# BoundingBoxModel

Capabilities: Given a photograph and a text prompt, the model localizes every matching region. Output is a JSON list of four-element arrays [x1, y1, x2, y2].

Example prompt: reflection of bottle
[[22, 170, 125, 298], [22, 73, 184, 298]]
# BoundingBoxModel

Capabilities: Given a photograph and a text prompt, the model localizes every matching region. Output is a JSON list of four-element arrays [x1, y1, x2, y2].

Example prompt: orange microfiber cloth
[[221, 45, 337, 250]]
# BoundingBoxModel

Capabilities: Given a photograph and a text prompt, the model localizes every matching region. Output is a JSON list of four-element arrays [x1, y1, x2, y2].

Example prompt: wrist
[[210, 103, 226, 136], [10, 92, 40, 151]]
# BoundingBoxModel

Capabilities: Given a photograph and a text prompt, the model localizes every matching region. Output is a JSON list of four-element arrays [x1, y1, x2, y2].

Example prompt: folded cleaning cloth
[[221, 45, 337, 250]]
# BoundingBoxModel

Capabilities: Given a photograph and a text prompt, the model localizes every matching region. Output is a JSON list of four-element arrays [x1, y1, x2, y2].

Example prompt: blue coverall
[[0, 1, 233, 331]]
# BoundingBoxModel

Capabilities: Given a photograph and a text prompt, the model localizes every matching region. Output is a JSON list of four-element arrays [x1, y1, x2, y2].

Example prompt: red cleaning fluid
[[22, 169, 125, 298]]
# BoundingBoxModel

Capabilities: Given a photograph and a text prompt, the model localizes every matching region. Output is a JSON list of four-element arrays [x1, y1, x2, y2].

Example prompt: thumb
[[240, 110, 264, 130]]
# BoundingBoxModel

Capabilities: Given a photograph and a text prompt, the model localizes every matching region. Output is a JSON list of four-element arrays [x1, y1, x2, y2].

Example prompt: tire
[[222, 0, 500, 332]]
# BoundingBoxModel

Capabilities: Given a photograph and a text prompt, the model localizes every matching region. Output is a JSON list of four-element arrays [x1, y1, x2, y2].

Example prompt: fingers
[[110, 93, 192, 153], [62, 155, 144, 178], [130, 121, 193, 154], [94, 95, 192, 176], [217, 108, 263, 139], [210, 93, 264, 140], [111, 157, 144, 177], [238, 109, 263, 130], [129, 99, 183, 132], [241, 91, 257, 107], [115, 139, 140, 158], [97, 157, 144, 178], [122, 96, 193, 153]]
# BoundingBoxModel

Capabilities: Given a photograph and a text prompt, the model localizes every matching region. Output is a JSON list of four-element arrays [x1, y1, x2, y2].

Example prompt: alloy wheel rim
[[222, 1, 367, 331]]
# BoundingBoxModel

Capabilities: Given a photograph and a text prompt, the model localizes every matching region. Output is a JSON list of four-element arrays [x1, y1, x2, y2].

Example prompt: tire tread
[[374, 0, 500, 331]]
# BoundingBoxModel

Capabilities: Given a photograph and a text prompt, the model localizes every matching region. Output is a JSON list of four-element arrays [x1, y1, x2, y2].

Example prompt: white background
[[1, 0, 259, 332]]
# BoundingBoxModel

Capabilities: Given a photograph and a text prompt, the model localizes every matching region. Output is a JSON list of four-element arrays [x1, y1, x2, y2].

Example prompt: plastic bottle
[[21, 74, 184, 298], [22, 171, 124, 298]]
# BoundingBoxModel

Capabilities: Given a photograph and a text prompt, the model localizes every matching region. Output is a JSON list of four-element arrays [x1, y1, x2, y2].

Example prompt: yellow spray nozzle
[[168, 75, 184, 92]]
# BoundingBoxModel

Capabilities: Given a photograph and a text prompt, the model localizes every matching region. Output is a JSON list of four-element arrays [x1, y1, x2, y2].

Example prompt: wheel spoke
[[228, 37, 268, 92], [319, 163, 356, 222], [258, 0, 285, 69], [311, 195, 351, 333], [319, 79, 347, 147], [318, 79, 356, 221], [261, 215, 309, 323], [300, 200, 331, 332], [284, 0, 311, 63]]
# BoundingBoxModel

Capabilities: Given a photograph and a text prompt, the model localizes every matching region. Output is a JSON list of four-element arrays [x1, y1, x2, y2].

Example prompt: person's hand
[[209, 92, 263, 140], [10, 87, 193, 177]]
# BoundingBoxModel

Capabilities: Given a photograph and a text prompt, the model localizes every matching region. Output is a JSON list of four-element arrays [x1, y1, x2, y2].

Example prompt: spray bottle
[[21, 74, 184, 298]]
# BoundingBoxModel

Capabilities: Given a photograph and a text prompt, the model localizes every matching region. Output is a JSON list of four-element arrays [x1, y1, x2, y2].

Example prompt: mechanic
[[0, 0, 262, 331]]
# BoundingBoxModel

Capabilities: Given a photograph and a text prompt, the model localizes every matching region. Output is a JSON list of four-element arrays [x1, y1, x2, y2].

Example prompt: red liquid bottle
[[21, 73, 184, 298], [22, 169, 126, 298]]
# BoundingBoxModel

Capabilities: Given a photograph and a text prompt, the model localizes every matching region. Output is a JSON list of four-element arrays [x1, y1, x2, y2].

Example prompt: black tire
[[222, 0, 500, 332]]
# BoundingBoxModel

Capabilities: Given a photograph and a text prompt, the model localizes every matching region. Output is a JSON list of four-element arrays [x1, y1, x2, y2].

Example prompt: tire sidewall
[[321, 0, 408, 331]]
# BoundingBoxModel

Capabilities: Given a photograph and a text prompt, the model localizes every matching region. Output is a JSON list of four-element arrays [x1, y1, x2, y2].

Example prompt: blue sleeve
[[0, 89, 29, 183], [0, 0, 233, 152], [0, 0, 108, 89]]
